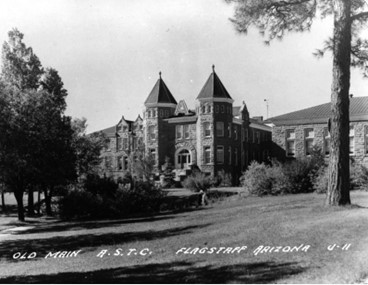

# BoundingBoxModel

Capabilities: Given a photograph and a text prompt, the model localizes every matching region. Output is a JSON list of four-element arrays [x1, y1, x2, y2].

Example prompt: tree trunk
[[1, 190, 5, 212], [27, 187, 35, 216], [37, 188, 41, 215], [45, 186, 53, 216], [326, 0, 351, 206], [14, 190, 25, 221]]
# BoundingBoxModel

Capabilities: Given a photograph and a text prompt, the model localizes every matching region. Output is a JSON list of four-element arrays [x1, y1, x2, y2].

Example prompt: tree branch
[[351, 11, 368, 21]]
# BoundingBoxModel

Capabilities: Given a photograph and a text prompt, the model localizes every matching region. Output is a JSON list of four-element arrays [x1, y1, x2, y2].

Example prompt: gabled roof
[[267, 96, 368, 126], [174, 100, 190, 116], [196, 66, 233, 100], [144, 72, 177, 106]]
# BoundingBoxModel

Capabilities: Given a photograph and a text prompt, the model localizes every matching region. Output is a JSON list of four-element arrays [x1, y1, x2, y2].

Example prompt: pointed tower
[[144, 72, 177, 168], [196, 65, 234, 176]]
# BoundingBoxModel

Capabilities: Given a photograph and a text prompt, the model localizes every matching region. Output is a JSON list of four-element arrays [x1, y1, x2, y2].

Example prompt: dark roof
[[267, 96, 368, 125], [144, 75, 177, 105], [99, 125, 116, 136], [197, 69, 232, 100]]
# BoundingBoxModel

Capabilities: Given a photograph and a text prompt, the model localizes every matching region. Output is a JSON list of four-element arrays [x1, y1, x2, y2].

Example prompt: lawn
[[0, 190, 367, 283]]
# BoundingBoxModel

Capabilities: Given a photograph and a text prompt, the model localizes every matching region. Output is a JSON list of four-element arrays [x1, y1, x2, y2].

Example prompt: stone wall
[[272, 121, 368, 166]]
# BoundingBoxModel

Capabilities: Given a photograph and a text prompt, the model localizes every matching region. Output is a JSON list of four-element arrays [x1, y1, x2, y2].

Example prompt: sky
[[0, 0, 366, 133]]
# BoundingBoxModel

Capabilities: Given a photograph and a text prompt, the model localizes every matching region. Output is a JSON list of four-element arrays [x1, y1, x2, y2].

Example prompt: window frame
[[148, 125, 156, 141], [203, 122, 211, 138], [204, 146, 211, 164], [216, 122, 224, 137], [216, 145, 224, 164], [304, 128, 314, 156], [286, 129, 296, 157]]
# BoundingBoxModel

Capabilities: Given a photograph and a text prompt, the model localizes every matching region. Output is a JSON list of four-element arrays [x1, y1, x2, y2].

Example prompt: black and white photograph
[[0, 0, 368, 283]]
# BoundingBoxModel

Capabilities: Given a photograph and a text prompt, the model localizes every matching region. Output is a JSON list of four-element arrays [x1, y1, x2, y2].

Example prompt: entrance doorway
[[177, 149, 191, 169]]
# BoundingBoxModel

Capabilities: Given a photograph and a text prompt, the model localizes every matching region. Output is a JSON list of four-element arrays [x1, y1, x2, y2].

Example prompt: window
[[150, 148, 157, 165], [122, 126, 127, 132], [207, 104, 211, 113], [152, 110, 156, 117], [286, 129, 295, 157], [216, 122, 224, 137], [349, 125, 355, 155], [221, 105, 225, 113], [365, 126, 368, 154], [324, 128, 330, 156], [176, 125, 182, 139], [234, 126, 238, 140], [228, 123, 232, 138], [148, 125, 155, 141], [123, 138, 128, 150], [304, 128, 314, 155], [215, 105, 219, 113], [203, 122, 211, 137], [117, 156, 123, 170], [105, 139, 111, 152], [234, 148, 238, 166], [217, 146, 224, 164], [165, 110, 169, 117], [204, 146, 211, 164], [124, 156, 128, 169], [228, 146, 232, 165], [105, 156, 112, 168], [256, 131, 261, 144], [117, 137, 122, 150], [202, 105, 206, 114], [184, 125, 190, 139], [159, 110, 163, 117]]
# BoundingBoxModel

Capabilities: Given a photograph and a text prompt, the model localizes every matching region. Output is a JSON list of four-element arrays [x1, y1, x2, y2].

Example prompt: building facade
[[267, 96, 368, 166], [98, 66, 272, 183]]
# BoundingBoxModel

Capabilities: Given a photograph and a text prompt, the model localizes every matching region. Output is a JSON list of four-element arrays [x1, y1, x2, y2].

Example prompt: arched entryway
[[176, 148, 192, 169]]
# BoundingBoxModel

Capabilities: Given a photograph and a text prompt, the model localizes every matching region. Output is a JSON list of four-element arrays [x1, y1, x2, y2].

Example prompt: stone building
[[98, 66, 272, 184], [267, 96, 368, 166]]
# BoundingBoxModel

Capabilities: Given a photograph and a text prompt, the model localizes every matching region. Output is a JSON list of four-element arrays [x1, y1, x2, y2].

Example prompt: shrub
[[241, 161, 272, 196], [84, 174, 118, 197], [59, 180, 167, 219], [182, 171, 212, 192], [212, 170, 233, 187], [351, 163, 368, 189], [241, 150, 326, 197], [312, 166, 328, 194]]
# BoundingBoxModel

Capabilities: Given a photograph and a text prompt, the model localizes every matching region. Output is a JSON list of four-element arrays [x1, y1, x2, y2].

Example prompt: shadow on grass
[[11, 215, 179, 235], [0, 224, 211, 263], [0, 260, 306, 283]]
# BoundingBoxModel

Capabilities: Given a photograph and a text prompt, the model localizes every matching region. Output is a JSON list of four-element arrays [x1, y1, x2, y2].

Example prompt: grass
[[0, 190, 367, 283]]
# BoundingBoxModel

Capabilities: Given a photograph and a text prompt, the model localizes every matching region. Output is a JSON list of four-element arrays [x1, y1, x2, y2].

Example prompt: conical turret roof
[[144, 72, 177, 106], [196, 65, 233, 100]]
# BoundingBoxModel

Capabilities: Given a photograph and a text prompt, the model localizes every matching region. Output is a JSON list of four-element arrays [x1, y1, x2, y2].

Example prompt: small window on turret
[[216, 122, 224, 137], [221, 105, 224, 113]]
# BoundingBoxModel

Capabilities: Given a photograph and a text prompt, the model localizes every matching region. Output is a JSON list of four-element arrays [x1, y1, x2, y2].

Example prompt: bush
[[350, 163, 368, 189], [241, 161, 290, 196], [59, 180, 167, 219], [212, 170, 232, 187], [241, 149, 326, 196], [312, 163, 368, 194], [182, 171, 212, 192], [312, 166, 328, 194]]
